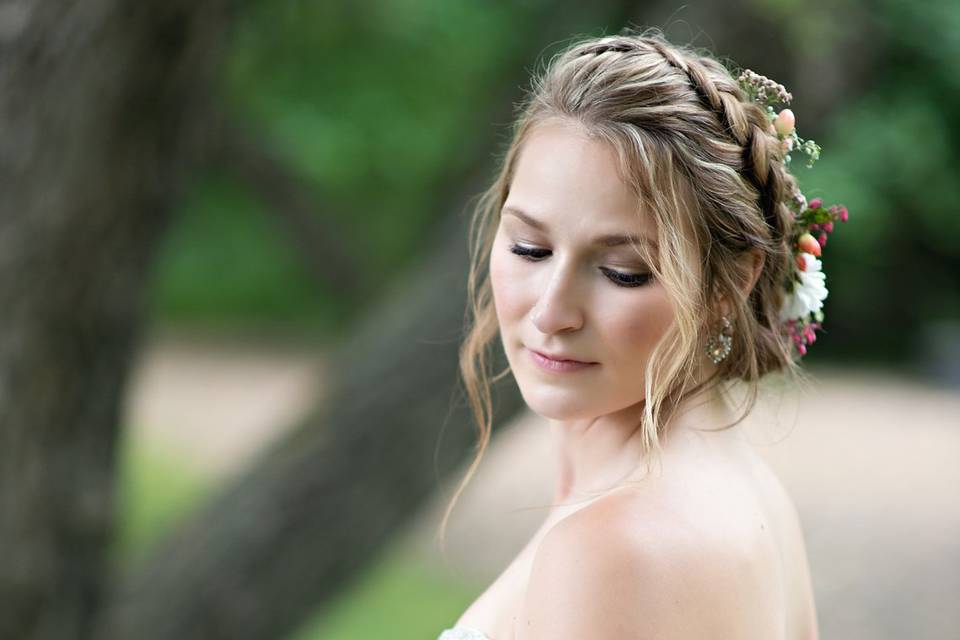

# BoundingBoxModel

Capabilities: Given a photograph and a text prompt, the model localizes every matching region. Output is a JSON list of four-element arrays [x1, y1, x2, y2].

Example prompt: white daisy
[[779, 252, 828, 322]]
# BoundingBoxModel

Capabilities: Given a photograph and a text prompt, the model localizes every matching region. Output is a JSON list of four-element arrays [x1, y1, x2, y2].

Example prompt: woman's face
[[490, 121, 677, 421]]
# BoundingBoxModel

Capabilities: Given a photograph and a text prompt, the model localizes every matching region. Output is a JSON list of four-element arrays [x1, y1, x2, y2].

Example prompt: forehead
[[506, 120, 652, 236]]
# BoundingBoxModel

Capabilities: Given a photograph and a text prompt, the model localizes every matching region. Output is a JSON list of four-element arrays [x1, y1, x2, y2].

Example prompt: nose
[[530, 259, 585, 335]]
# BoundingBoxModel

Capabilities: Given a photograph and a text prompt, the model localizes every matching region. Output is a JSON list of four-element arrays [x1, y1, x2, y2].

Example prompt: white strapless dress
[[436, 625, 493, 640]]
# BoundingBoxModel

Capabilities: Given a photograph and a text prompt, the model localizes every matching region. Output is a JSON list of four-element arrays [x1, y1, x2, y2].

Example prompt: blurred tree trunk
[[0, 1, 228, 639], [94, 2, 644, 639]]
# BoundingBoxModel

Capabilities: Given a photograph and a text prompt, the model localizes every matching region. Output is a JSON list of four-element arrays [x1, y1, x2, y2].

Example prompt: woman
[[437, 27, 843, 640]]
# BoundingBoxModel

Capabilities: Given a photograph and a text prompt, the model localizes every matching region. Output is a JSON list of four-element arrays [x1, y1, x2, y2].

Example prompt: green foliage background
[[149, 0, 960, 370], [150, 0, 530, 335]]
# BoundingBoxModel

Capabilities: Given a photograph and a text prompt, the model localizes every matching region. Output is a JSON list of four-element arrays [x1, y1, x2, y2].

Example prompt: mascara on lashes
[[507, 243, 652, 288]]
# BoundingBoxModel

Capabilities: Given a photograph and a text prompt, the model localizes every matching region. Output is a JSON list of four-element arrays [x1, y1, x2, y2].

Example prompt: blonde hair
[[436, 27, 811, 552]]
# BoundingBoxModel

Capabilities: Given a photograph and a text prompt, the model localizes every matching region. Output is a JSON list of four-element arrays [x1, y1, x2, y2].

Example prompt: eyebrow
[[501, 206, 657, 248]]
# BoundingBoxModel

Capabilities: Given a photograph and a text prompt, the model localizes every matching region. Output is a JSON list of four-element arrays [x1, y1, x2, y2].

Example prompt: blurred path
[[122, 337, 959, 639], [123, 332, 326, 482]]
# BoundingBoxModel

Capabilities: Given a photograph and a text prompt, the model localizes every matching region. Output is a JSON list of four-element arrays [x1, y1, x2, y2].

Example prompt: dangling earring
[[705, 315, 733, 364]]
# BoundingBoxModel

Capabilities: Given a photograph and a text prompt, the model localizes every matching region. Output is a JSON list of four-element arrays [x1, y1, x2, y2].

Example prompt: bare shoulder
[[517, 488, 763, 640]]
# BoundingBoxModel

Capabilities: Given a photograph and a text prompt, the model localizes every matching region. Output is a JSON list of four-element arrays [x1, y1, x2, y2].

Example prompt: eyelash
[[508, 244, 652, 288]]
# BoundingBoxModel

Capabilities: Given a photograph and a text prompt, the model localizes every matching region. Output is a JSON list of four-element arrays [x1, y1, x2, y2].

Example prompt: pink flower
[[823, 221, 834, 233], [817, 232, 828, 247], [809, 198, 822, 209], [774, 109, 796, 136], [839, 207, 849, 222]]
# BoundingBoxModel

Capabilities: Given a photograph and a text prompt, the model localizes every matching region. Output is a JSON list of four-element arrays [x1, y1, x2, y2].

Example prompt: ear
[[741, 248, 765, 299], [716, 249, 765, 318]]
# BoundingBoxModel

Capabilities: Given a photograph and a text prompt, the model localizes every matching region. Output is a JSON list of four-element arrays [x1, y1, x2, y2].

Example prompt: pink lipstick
[[527, 348, 597, 373]]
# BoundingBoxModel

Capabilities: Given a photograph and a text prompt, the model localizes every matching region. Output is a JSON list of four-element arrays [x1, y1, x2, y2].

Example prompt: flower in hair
[[737, 68, 820, 169], [737, 69, 793, 105], [779, 252, 827, 323], [779, 194, 850, 358], [736, 67, 850, 359]]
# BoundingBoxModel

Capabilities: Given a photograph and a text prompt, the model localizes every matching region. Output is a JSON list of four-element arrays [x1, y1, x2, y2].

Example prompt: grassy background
[[113, 435, 478, 639]]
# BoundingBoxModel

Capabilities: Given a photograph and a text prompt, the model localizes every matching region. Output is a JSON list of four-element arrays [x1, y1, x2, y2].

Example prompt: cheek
[[603, 288, 676, 359], [489, 241, 529, 327]]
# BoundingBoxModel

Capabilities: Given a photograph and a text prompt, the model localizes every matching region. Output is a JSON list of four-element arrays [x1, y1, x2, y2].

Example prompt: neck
[[549, 384, 745, 504]]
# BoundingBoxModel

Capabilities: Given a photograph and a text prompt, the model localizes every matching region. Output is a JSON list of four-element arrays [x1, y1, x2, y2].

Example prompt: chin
[[515, 381, 605, 421]]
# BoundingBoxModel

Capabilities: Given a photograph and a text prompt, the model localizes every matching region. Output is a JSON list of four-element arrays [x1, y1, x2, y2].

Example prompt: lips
[[527, 347, 597, 373], [530, 348, 593, 364]]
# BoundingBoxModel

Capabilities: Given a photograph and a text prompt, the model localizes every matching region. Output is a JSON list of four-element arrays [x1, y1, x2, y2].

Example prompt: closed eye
[[508, 244, 652, 288]]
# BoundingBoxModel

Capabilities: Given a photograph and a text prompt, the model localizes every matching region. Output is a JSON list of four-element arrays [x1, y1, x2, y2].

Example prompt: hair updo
[[438, 27, 810, 548]]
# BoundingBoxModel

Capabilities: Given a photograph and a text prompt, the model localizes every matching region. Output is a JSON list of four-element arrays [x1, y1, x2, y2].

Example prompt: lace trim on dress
[[436, 625, 493, 640]]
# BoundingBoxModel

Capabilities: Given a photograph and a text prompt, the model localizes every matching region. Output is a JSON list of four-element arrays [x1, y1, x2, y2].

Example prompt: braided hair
[[643, 37, 797, 242]]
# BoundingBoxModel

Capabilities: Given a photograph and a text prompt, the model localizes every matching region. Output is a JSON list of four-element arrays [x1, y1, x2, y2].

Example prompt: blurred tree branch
[[205, 110, 363, 297]]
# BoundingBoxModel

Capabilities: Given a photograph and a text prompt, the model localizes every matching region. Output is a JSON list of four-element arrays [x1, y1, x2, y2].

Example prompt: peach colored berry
[[774, 109, 796, 136], [797, 233, 821, 256]]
